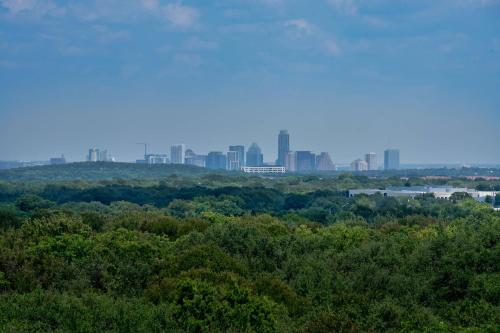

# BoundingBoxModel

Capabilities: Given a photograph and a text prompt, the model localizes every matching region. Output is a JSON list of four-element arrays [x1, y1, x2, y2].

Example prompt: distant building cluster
[[132, 130, 339, 174], [130, 130, 402, 174], [278, 130, 336, 172], [87, 148, 114, 162], [0, 130, 404, 174], [349, 149, 401, 172]]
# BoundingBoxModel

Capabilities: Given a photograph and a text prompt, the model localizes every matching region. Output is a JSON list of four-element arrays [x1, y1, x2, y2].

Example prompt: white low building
[[146, 154, 169, 165], [348, 186, 498, 203], [241, 166, 286, 174]]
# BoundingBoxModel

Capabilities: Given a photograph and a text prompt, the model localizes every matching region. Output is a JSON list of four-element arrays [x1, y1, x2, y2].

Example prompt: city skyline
[[1, 1, 499, 164], [133, 130, 384, 173], [3, 128, 500, 171], [2, 130, 500, 166]]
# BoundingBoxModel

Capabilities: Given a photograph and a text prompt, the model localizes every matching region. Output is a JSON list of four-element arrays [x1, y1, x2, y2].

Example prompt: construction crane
[[136, 143, 148, 160]]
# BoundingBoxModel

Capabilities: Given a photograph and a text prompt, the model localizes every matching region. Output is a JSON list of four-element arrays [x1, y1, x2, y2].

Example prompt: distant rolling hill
[[0, 162, 221, 182], [1, 162, 499, 183]]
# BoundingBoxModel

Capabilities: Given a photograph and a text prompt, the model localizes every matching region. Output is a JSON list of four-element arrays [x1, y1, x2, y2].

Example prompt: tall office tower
[[206, 152, 227, 170], [384, 149, 400, 170], [227, 151, 241, 171], [170, 144, 186, 164], [246, 143, 264, 167], [284, 151, 297, 172], [88, 148, 99, 162], [316, 152, 335, 171], [277, 130, 290, 167], [229, 145, 245, 167], [296, 151, 316, 172], [365, 152, 378, 171], [351, 158, 368, 172]]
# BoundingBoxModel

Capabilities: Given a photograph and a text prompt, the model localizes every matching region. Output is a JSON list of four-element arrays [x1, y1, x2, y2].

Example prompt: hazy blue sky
[[1, 0, 499, 164]]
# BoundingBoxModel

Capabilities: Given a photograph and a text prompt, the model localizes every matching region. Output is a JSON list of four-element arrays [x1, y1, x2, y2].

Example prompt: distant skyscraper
[[352, 159, 368, 172], [206, 152, 227, 170], [246, 143, 264, 167], [365, 152, 378, 171], [227, 151, 241, 171], [316, 152, 335, 171], [384, 149, 400, 170], [229, 145, 245, 167], [87, 148, 112, 162], [284, 151, 297, 172], [277, 130, 290, 167], [296, 151, 316, 172], [170, 144, 186, 164], [88, 148, 99, 162]]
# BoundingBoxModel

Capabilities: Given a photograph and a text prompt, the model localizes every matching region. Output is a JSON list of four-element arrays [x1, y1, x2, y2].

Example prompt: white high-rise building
[[170, 144, 185, 164], [365, 152, 377, 171], [351, 159, 368, 172]]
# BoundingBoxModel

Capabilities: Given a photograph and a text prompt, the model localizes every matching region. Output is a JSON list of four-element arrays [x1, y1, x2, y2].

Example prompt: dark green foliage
[[0, 205, 22, 229], [449, 192, 472, 202], [15, 194, 55, 212], [0, 171, 499, 332]]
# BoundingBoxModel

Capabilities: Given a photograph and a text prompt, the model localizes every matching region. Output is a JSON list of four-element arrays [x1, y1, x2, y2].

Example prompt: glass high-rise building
[[246, 143, 264, 167], [229, 145, 245, 167], [277, 130, 290, 167], [296, 151, 316, 172], [384, 149, 400, 170], [206, 152, 227, 170]]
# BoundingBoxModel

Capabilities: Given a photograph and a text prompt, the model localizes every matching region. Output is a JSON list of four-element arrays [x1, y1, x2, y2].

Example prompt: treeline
[[2, 184, 499, 226], [2, 162, 500, 188], [0, 162, 213, 182], [0, 199, 499, 332], [0, 174, 499, 332], [1, 162, 500, 183]]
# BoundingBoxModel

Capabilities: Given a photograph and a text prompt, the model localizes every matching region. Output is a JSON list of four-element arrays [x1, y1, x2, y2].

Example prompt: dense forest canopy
[[0, 164, 499, 332]]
